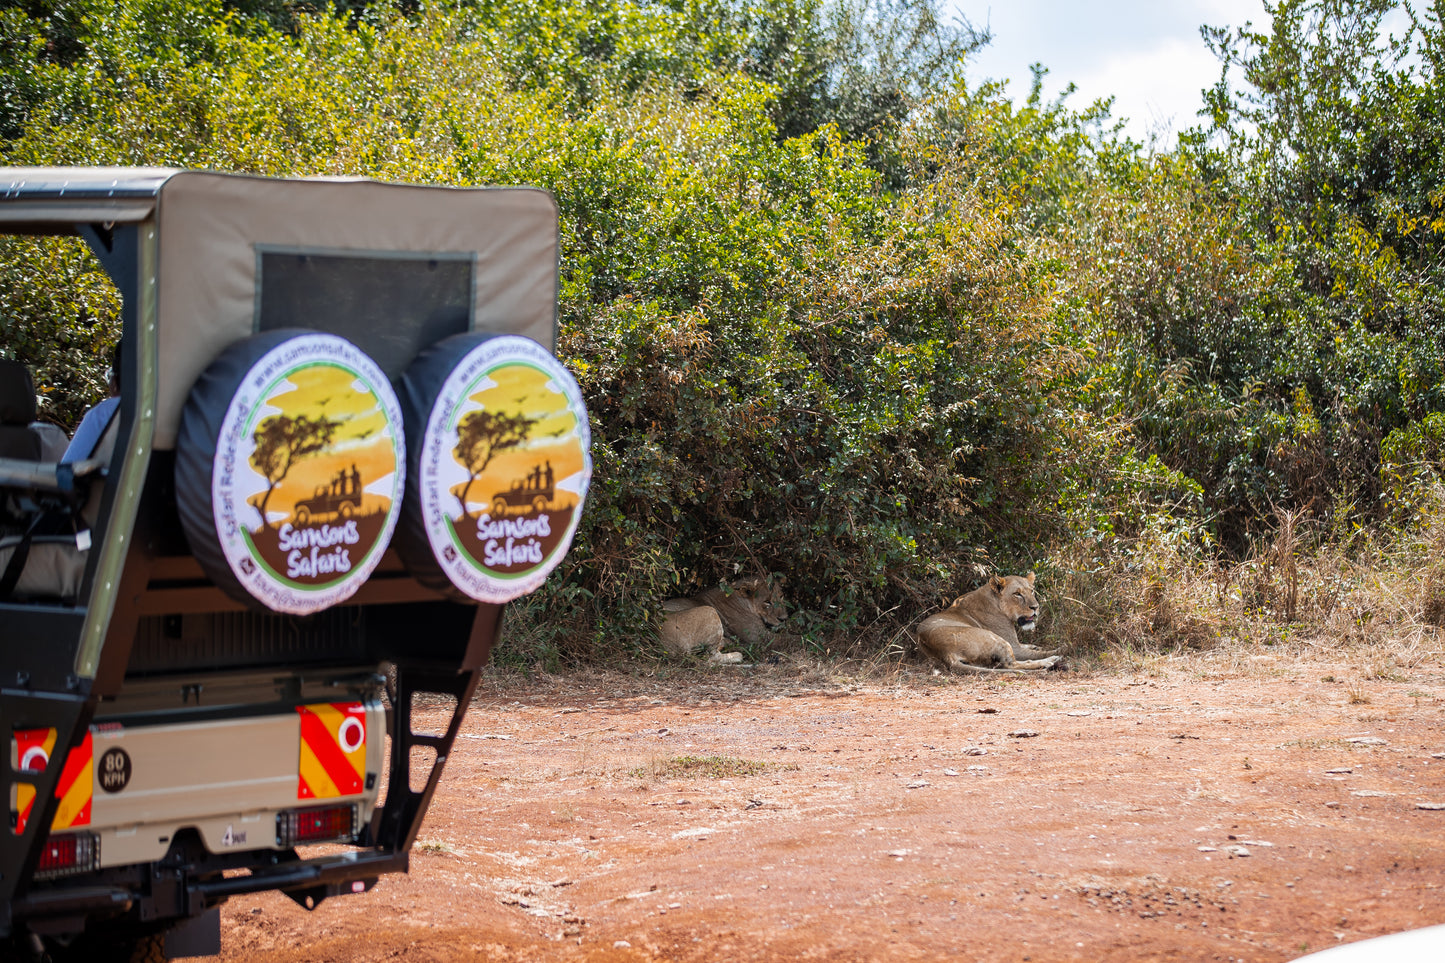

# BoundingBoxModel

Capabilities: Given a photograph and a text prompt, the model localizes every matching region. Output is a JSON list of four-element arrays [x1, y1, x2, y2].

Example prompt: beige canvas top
[[2, 168, 560, 449], [153, 172, 559, 449]]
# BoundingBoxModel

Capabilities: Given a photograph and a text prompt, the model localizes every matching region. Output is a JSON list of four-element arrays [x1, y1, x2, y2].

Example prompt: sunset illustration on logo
[[230, 359, 403, 592]]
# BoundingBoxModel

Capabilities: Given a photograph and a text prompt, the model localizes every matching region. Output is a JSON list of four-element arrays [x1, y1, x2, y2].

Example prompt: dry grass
[[1044, 532, 1226, 655], [1425, 569, 1445, 627], [1041, 493, 1445, 673], [629, 755, 784, 780], [487, 489, 1445, 686]]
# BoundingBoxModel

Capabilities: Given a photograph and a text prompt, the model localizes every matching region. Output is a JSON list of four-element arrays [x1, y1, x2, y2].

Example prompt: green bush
[[0, 0, 1106, 653]]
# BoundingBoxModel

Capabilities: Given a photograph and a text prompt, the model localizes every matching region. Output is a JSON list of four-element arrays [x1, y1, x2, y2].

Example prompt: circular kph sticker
[[99, 748, 131, 794]]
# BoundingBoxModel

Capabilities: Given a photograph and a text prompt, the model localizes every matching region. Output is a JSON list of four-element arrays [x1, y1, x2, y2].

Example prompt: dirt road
[[219, 647, 1445, 962]]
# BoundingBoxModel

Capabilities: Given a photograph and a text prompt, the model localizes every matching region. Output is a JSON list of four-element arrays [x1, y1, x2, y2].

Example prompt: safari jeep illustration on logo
[[213, 333, 405, 614], [411, 335, 591, 603]]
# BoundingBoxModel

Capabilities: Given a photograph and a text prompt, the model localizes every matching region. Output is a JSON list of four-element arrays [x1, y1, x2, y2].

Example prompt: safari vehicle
[[0, 168, 591, 960], [293, 481, 361, 526], [491, 471, 555, 518]]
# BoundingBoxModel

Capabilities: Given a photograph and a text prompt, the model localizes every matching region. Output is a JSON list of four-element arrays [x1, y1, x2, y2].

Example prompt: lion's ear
[[1026, 572, 1036, 585], [991, 575, 1006, 592]]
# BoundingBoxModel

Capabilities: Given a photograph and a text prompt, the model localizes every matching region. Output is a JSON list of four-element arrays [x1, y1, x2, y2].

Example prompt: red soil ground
[[219, 646, 1445, 962]]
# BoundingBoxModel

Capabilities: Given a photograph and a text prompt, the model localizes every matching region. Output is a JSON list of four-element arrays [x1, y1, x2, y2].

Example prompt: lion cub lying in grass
[[916, 573, 1064, 675]]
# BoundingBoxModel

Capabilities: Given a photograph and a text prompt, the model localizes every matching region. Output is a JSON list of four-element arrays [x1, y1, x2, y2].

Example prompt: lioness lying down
[[916, 573, 1064, 675], [660, 577, 786, 664]]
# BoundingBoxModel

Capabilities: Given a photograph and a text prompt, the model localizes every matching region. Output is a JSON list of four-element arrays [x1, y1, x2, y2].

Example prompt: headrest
[[0, 359, 37, 426]]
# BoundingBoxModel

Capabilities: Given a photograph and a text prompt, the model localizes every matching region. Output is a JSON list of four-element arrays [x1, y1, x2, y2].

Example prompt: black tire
[[391, 332, 503, 601], [392, 332, 591, 604], [23, 930, 164, 963], [176, 328, 405, 615], [339, 500, 355, 519], [177, 327, 309, 609]]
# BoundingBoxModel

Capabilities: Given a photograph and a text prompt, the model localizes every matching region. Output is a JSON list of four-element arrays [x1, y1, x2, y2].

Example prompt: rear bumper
[[11, 847, 409, 932]]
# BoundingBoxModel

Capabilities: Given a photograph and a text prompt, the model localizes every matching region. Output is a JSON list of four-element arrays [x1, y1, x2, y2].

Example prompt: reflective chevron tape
[[12, 728, 91, 834], [296, 703, 366, 800], [52, 731, 93, 829], [12, 727, 56, 835]]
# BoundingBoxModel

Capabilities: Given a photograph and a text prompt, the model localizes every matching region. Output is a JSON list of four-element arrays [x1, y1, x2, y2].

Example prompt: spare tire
[[394, 333, 591, 603], [176, 329, 406, 614]]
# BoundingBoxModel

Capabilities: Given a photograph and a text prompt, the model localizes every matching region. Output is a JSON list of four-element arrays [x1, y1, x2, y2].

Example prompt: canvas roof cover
[[155, 173, 559, 449], [1, 169, 560, 449]]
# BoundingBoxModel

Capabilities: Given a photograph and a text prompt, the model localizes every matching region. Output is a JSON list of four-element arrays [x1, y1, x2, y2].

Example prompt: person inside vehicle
[[64, 341, 121, 462]]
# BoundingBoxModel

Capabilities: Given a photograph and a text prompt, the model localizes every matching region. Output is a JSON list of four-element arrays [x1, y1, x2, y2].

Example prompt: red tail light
[[34, 832, 99, 878], [276, 804, 357, 847]]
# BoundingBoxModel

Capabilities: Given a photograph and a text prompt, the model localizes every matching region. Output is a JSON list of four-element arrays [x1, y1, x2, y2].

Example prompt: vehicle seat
[[30, 421, 69, 461], [1, 360, 43, 537], [0, 377, 117, 603], [0, 533, 89, 599], [0, 358, 42, 461]]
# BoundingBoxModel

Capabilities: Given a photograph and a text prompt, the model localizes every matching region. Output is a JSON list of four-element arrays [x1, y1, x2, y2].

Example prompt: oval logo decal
[[212, 334, 405, 614], [415, 336, 590, 602]]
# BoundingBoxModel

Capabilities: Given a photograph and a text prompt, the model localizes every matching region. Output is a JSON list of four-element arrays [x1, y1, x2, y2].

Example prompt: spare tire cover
[[395, 333, 591, 603], [177, 329, 406, 614]]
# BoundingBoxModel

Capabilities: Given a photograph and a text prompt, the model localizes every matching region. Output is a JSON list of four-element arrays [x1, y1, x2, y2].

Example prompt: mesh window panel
[[257, 250, 474, 380]]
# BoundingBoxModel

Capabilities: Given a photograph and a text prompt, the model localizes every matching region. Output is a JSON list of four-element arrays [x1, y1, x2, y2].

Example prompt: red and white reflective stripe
[[296, 703, 367, 800], [12, 728, 91, 834]]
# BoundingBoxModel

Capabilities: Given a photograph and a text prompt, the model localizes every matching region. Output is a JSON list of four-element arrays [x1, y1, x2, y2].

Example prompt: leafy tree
[[0, 235, 119, 426], [1203, 0, 1445, 292], [453, 410, 536, 518], [821, 0, 986, 139], [1192, 0, 1445, 530], [250, 412, 340, 529], [0, 0, 1147, 646]]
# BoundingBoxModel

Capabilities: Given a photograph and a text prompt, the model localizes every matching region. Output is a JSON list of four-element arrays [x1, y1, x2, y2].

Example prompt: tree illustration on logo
[[250, 413, 340, 529], [453, 409, 536, 518]]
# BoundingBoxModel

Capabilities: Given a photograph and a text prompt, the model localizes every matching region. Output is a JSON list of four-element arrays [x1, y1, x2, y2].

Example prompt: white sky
[[945, 0, 1273, 145]]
